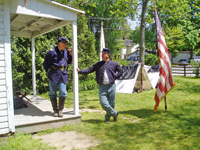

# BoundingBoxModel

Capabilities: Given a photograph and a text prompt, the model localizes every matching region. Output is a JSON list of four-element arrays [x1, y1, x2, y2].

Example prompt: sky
[[127, 6, 142, 30], [127, 19, 140, 30]]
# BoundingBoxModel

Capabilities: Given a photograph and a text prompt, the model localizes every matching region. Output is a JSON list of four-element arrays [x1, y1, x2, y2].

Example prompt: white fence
[[172, 63, 198, 77]]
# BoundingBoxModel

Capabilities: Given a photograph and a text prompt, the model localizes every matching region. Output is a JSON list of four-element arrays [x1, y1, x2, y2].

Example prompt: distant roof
[[123, 39, 136, 47], [116, 39, 137, 47]]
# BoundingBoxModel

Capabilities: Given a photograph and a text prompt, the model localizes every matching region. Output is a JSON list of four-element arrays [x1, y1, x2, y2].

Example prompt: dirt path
[[33, 131, 99, 150], [33, 108, 102, 150]]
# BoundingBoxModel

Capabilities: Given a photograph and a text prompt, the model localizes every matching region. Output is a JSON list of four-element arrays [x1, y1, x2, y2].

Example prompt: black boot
[[58, 97, 66, 117], [113, 111, 119, 122], [50, 98, 58, 117]]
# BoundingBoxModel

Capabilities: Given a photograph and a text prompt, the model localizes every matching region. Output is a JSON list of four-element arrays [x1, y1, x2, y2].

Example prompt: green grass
[[1, 76, 200, 150], [0, 133, 56, 150]]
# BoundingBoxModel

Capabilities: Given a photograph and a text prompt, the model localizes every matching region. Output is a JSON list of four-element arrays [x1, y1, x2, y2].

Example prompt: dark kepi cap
[[58, 37, 69, 43], [103, 48, 111, 54]]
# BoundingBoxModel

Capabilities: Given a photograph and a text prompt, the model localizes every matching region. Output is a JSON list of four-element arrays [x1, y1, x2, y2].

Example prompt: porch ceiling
[[9, 0, 85, 38], [10, 13, 70, 38]]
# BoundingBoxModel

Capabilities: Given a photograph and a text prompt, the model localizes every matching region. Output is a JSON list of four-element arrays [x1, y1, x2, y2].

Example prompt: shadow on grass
[[174, 77, 200, 93], [175, 83, 200, 93], [81, 119, 103, 124], [88, 106, 99, 109], [120, 109, 161, 118], [78, 98, 98, 105]]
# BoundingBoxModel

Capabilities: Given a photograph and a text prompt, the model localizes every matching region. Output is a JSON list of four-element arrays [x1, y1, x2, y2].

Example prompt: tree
[[149, 0, 200, 52], [139, 0, 149, 64], [164, 25, 186, 57], [129, 0, 200, 62], [70, 0, 138, 55]]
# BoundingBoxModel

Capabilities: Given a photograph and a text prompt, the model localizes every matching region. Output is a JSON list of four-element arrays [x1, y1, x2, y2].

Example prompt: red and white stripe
[[154, 33, 175, 111]]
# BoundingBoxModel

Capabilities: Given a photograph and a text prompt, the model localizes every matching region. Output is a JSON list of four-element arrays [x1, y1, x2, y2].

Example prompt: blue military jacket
[[43, 46, 72, 84], [79, 60, 123, 85]]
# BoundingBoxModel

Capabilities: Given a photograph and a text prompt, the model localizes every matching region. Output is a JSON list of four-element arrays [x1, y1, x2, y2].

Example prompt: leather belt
[[53, 67, 66, 71]]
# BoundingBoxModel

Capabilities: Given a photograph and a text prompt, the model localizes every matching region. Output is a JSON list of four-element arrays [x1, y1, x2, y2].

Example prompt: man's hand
[[68, 48, 73, 56], [77, 68, 80, 72]]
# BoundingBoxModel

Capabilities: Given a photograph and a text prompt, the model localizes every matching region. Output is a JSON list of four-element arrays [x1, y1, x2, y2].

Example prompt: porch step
[[14, 95, 81, 134]]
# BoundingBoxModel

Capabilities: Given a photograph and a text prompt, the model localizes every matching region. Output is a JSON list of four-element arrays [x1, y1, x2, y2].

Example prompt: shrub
[[145, 53, 159, 66], [190, 60, 200, 78], [79, 79, 98, 91]]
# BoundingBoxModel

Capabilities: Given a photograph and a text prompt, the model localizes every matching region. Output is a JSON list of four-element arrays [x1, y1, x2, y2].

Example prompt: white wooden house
[[0, 0, 84, 135], [119, 38, 139, 59], [169, 51, 191, 63]]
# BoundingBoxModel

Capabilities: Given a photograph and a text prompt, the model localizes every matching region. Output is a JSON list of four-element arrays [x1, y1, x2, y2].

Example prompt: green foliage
[[129, 26, 140, 44], [164, 25, 186, 56], [129, 25, 157, 51], [11, 37, 33, 92], [194, 48, 200, 56], [70, 0, 138, 54], [79, 79, 98, 91], [182, 19, 200, 50], [118, 59, 131, 66], [145, 53, 159, 66], [149, 0, 200, 51], [129, 0, 200, 57], [11, 34, 61, 94], [111, 54, 130, 66], [190, 60, 200, 78], [1, 133, 55, 149], [75, 15, 98, 92]]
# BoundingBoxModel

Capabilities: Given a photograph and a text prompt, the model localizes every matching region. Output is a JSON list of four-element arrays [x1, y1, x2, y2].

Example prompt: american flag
[[154, 9, 175, 111]]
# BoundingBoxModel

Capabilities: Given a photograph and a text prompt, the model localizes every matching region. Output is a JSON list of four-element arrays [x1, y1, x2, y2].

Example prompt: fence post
[[184, 64, 186, 77]]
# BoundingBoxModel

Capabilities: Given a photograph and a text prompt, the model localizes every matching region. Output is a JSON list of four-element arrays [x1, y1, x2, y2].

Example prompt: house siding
[[0, 0, 15, 135], [169, 51, 191, 63], [0, 1, 9, 135]]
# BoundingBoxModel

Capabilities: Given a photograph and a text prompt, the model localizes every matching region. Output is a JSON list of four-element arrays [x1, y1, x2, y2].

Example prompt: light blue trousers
[[49, 77, 68, 99], [98, 84, 118, 120]]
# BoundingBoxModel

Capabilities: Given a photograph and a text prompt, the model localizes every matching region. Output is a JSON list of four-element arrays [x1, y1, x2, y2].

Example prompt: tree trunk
[[139, 0, 149, 64]]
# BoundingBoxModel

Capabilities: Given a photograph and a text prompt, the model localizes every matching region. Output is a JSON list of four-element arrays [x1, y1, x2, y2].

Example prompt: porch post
[[72, 21, 79, 115], [31, 38, 36, 95]]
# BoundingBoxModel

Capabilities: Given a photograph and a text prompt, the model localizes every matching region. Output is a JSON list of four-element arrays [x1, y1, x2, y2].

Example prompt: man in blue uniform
[[77, 48, 123, 123], [43, 37, 72, 117]]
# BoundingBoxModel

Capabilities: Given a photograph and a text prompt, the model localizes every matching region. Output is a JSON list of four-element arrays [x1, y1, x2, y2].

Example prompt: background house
[[119, 37, 139, 59], [169, 51, 191, 63]]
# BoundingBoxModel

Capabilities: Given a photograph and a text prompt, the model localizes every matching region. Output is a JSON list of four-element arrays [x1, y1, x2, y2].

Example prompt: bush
[[190, 60, 200, 78], [110, 54, 131, 66], [79, 79, 98, 91], [145, 53, 159, 66]]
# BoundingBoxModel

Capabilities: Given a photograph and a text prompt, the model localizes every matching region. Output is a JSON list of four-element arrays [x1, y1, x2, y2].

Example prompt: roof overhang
[[10, 0, 85, 38]]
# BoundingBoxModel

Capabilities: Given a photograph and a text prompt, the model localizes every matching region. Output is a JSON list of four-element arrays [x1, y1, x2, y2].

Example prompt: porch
[[14, 95, 81, 134]]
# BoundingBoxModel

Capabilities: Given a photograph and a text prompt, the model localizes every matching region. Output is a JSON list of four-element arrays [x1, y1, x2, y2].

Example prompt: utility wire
[[87, 17, 126, 20]]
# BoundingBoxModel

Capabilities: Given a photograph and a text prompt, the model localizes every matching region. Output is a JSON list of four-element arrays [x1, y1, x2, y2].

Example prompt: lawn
[[1, 76, 200, 150]]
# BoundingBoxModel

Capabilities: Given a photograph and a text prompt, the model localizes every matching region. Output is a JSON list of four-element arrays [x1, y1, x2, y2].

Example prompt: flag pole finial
[[153, 1, 156, 8], [153, 1, 157, 14]]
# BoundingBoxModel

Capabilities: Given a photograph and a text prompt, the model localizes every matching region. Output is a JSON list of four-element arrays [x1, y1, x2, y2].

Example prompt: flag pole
[[99, 19, 102, 61], [153, 1, 157, 14], [99, 20, 105, 61], [164, 96, 167, 111]]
